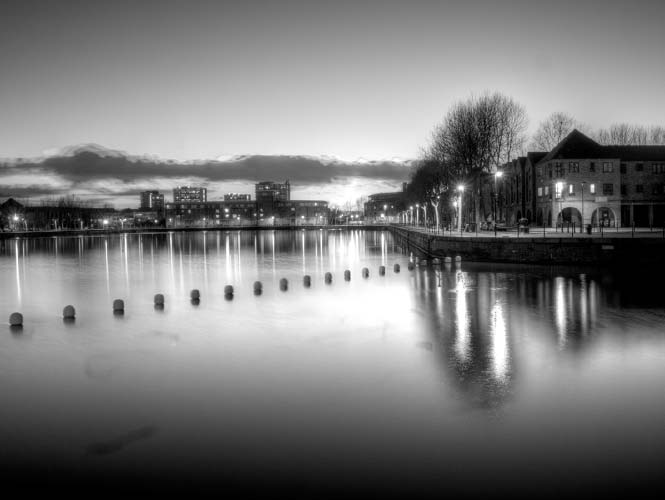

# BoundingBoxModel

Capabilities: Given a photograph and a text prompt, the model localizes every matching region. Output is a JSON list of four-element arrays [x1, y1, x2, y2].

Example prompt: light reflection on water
[[1, 229, 665, 495]]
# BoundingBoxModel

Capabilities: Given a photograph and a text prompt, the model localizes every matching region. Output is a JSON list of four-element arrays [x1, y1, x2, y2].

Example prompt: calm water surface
[[1, 229, 664, 497]]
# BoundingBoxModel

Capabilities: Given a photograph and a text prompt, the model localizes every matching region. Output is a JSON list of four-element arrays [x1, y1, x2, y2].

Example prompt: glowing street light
[[457, 185, 465, 233], [494, 171, 503, 223]]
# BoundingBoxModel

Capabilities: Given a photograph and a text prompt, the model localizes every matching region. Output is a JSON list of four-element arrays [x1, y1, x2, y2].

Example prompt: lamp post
[[555, 181, 564, 231], [494, 171, 503, 225], [415, 203, 420, 226], [409, 206, 414, 225], [580, 181, 586, 234], [452, 200, 458, 233], [457, 185, 465, 234]]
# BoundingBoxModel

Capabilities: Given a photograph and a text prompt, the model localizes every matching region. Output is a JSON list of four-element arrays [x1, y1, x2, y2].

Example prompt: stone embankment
[[389, 226, 665, 266]]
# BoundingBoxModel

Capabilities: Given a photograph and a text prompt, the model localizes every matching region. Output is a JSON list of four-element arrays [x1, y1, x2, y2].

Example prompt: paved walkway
[[392, 224, 665, 239]]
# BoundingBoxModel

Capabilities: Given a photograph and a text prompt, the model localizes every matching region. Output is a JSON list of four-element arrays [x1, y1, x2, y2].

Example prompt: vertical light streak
[[15, 239, 22, 306], [555, 277, 567, 348], [490, 300, 509, 382], [454, 271, 470, 363]]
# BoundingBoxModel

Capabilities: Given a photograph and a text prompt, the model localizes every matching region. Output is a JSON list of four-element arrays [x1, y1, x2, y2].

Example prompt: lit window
[[555, 183, 563, 198], [590, 184, 596, 194], [568, 184, 574, 195], [537, 187, 543, 197]]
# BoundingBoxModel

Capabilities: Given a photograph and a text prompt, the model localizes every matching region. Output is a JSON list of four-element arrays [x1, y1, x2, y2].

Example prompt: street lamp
[[494, 171, 503, 224], [555, 182, 564, 229], [415, 203, 420, 226], [409, 205, 414, 225], [457, 185, 465, 233], [580, 181, 586, 233]]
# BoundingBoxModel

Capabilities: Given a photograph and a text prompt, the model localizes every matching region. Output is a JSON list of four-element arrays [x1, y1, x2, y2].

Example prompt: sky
[[1, 0, 665, 206]]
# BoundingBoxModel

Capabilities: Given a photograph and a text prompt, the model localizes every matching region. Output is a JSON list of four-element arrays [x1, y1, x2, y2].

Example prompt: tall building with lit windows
[[173, 186, 207, 203]]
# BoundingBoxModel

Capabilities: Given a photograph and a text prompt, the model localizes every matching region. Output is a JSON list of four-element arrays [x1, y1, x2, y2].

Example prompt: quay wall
[[389, 226, 665, 266]]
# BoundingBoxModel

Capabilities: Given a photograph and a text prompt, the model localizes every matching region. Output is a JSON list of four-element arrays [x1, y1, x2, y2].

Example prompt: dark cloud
[[3, 151, 412, 186]]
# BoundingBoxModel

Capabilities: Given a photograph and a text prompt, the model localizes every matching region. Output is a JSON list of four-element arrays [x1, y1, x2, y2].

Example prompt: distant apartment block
[[139, 190, 164, 212], [165, 180, 327, 227], [173, 186, 207, 203], [223, 193, 251, 201]]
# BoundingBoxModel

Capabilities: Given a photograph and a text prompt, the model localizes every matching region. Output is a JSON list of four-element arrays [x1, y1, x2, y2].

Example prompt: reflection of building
[[173, 186, 207, 203], [528, 130, 665, 228], [140, 190, 165, 213], [364, 186, 407, 222]]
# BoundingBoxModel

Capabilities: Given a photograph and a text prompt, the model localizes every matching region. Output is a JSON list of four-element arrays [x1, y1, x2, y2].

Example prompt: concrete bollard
[[444, 256, 452, 263], [455, 255, 462, 262], [344, 270, 351, 281], [280, 278, 289, 291], [379, 265, 386, 276], [362, 267, 369, 278], [9, 312, 23, 326], [420, 259, 428, 267], [303, 275, 311, 287], [394, 263, 400, 273], [224, 285, 234, 297], [325, 272, 333, 284], [113, 299, 124, 312], [253, 281, 263, 295], [408, 262, 415, 271], [432, 258, 441, 265], [190, 289, 200, 300], [154, 294, 165, 306], [62, 305, 76, 319]]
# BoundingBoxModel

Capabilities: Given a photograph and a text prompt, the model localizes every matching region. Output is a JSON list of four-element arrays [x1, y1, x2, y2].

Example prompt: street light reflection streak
[[491, 301, 509, 382], [104, 238, 110, 297], [15, 239, 22, 305], [454, 271, 471, 364], [555, 277, 567, 348]]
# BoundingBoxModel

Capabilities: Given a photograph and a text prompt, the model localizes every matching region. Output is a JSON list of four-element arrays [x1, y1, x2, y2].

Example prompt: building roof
[[526, 151, 548, 165], [367, 191, 405, 201], [539, 129, 665, 163]]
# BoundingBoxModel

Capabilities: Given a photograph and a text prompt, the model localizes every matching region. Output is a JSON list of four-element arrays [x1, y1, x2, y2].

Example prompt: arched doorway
[[547, 210, 552, 227], [557, 207, 582, 226], [536, 208, 543, 226], [591, 207, 616, 227]]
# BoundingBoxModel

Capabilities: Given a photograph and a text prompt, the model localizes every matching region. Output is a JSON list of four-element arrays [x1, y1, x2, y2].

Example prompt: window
[[555, 162, 564, 177], [652, 163, 665, 174], [636, 184, 644, 193], [603, 183, 614, 195], [620, 163, 627, 174], [636, 163, 644, 172], [590, 162, 596, 172], [568, 162, 579, 173], [548, 166, 552, 179], [555, 182, 563, 198], [544, 186, 549, 196], [603, 162, 614, 173], [537, 187, 543, 197], [621, 184, 627, 195], [590, 183, 596, 194], [537, 166, 542, 176], [568, 184, 575, 195]]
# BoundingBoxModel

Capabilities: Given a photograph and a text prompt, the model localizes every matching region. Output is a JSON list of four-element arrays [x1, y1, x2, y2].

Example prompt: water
[[1, 229, 664, 497]]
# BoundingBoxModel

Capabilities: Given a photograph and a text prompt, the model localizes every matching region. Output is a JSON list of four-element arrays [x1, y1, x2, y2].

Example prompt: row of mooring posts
[[7, 257, 463, 326]]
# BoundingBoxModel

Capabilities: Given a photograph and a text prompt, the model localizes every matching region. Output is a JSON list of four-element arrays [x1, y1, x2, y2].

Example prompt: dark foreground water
[[1, 230, 664, 498]]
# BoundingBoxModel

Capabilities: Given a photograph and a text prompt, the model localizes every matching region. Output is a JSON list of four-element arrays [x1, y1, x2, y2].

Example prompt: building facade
[[140, 190, 165, 212], [533, 130, 665, 228], [173, 186, 207, 203]]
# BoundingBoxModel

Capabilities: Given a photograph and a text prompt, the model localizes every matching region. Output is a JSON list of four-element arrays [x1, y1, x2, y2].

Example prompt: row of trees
[[406, 93, 665, 226]]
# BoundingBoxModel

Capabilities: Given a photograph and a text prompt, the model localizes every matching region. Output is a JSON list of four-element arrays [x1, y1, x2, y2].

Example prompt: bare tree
[[596, 123, 665, 145], [420, 92, 528, 225], [530, 112, 584, 151]]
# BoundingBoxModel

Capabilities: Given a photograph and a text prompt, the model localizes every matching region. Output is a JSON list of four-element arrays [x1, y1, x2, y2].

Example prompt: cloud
[[1, 150, 413, 206]]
